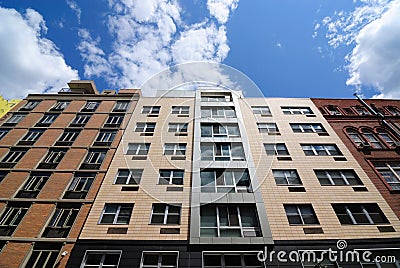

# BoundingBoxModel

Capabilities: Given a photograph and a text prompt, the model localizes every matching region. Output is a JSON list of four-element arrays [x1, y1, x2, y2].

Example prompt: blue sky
[[0, 0, 399, 99]]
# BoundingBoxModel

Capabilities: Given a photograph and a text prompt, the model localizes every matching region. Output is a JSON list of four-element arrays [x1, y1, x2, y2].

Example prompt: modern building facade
[[65, 88, 400, 268], [0, 80, 140, 267], [311, 98, 400, 220]]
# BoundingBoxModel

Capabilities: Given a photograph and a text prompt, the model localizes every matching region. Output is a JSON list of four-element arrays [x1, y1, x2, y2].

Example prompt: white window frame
[[284, 204, 319, 225], [0, 205, 29, 227], [202, 252, 263, 268], [83, 101, 100, 111], [38, 114, 58, 125], [315, 170, 362, 186], [99, 203, 134, 225], [48, 206, 79, 228], [105, 115, 124, 126], [158, 170, 184, 185], [252, 106, 271, 115], [163, 143, 186, 156], [84, 150, 106, 164], [301, 144, 342, 156], [264, 143, 289, 156], [291, 123, 326, 133], [281, 107, 313, 115], [113, 101, 130, 112], [272, 170, 302, 186], [373, 162, 400, 190], [21, 129, 44, 142], [22, 101, 40, 110], [168, 123, 188, 133], [25, 247, 60, 268], [201, 94, 231, 102], [52, 101, 70, 110], [81, 250, 122, 268], [135, 122, 156, 133], [150, 204, 181, 225], [332, 203, 388, 225], [20, 173, 49, 193], [0, 129, 9, 140], [96, 131, 116, 143], [140, 251, 179, 268], [201, 107, 236, 119], [200, 169, 251, 193], [126, 143, 150, 155], [68, 174, 95, 192], [142, 106, 160, 115], [2, 149, 27, 163], [201, 143, 245, 161], [114, 169, 142, 185], [72, 114, 91, 125], [200, 123, 240, 138], [43, 149, 66, 164], [257, 123, 279, 133], [171, 106, 189, 115], [5, 114, 25, 124]]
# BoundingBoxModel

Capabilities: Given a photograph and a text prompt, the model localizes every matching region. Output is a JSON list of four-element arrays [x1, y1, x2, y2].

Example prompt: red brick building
[[312, 97, 400, 220], [0, 81, 139, 267]]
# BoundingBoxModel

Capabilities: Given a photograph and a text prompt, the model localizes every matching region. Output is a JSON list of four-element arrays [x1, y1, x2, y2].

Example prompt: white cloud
[[207, 0, 239, 24], [78, 0, 238, 95], [0, 7, 79, 99], [346, 1, 400, 98], [66, 0, 81, 24], [318, 0, 400, 98]]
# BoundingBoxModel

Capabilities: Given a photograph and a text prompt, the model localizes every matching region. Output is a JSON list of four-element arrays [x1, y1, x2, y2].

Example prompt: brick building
[[0, 80, 139, 267], [312, 97, 400, 220]]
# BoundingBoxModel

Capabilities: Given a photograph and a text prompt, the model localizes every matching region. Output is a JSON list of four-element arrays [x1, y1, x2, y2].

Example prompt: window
[[70, 114, 91, 127], [64, 173, 95, 199], [142, 106, 160, 115], [326, 106, 342, 115], [94, 130, 116, 146], [19, 129, 44, 145], [315, 170, 363, 186], [0, 171, 8, 183], [201, 143, 245, 161], [168, 123, 188, 133], [55, 129, 81, 146], [332, 203, 389, 225], [0, 203, 29, 236], [252, 106, 271, 115], [82, 251, 121, 268], [135, 122, 156, 133], [354, 106, 371, 115], [201, 169, 251, 193], [82, 101, 100, 112], [377, 129, 397, 147], [346, 128, 365, 147], [0, 129, 9, 140], [386, 106, 400, 116], [36, 114, 58, 127], [99, 204, 134, 224], [201, 107, 236, 118], [362, 129, 385, 149], [158, 170, 184, 185], [373, 162, 400, 190], [150, 204, 181, 225], [0, 148, 27, 168], [201, 123, 240, 137], [113, 101, 130, 112], [257, 123, 279, 133], [37, 148, 66, 169], [25, 243, 62, 268], [105, 114, 124, 127], [21, 101, 40, 111], [273, 170, 302, 185], [51, 101, 70, 111], [281, 107, 313, 115], [141, 252, 178, 268], [284, 204, 319, 225], [164, 143, 186, 156], [81, 149, 107, 169], [200, 204, 261, 237], [301, 144, 342, 156], [126, 143, 150, 155], [203, 253, 262, 268], [201, 93, 232, 102], [114, 169, 142, 185], [290, 123, 326, 133], [264, 143, 289, 156], [16, 172, 50, 198], [3, 114, 25, 126], [171, 106, 189, 115], [42, 204, 80, 238], [300, 251, 338, 268]]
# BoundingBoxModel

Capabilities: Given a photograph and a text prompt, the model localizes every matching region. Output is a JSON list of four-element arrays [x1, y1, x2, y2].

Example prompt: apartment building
[[0, 80, 140, 267], [67, 88, 400, 268], [312, 98, 400, 220]]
